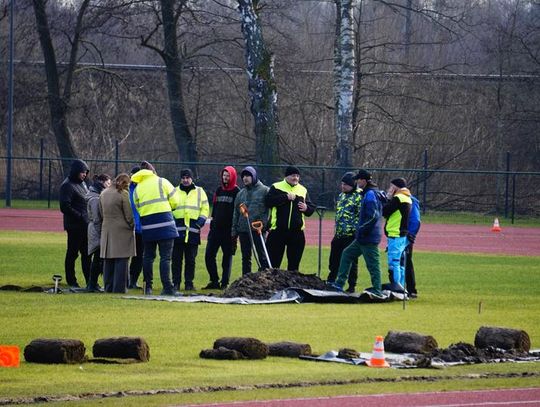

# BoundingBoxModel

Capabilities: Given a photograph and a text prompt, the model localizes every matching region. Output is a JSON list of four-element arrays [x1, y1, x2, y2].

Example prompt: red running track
[[182, 387, 540, 407], [1, 208, 540, 256]]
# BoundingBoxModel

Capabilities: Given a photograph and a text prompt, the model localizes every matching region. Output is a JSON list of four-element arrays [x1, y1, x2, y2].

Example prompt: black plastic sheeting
[[122, 288, 405, 304]]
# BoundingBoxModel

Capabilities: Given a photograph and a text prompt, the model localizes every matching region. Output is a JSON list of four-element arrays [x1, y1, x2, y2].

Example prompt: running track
[[1, 208, 539, 256], [183, 388, 540, 407]]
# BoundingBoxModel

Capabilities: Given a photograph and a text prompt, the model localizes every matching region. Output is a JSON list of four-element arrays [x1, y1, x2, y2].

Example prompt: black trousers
[[205, 228, 233, 286], [172, 238, 199, 289], [328, 235, 358, 289], [88, 249, 103, 289], [403, 243, 417, 294], [238, 231, 270, 275], [129, 232, 144, 286], [64, 226, 91, 286], [266, 229, 305, 271], [103, 258, 128, 293]]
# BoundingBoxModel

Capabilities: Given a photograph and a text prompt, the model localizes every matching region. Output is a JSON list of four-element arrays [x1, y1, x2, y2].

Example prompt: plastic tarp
[[122, 288, 404, 304]]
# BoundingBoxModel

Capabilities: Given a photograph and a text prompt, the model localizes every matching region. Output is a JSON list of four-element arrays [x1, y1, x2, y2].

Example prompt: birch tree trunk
[[238, 0, 279, 182], [334, 0, 355, 168]]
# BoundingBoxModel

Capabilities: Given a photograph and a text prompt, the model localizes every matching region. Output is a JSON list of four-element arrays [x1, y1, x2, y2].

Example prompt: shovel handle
[[239, 203, 249, 218], [251, 220, 263, 235]]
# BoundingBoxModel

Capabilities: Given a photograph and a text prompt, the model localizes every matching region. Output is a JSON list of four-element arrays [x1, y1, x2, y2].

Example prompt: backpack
[[408, 196, 421, 236]]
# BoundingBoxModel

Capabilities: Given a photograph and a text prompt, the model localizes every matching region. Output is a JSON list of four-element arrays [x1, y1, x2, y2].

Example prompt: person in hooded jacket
[[132, 161, 180, 296], [59, 159, 91, 288], [171, 168, 210, 291], [231, 166, 270, 275], [86, 173, 112, 292], [265, 166, 315, 271], [382, 177, 412, 294], [203, 166, 240, 290], [327, 172, 361, 293], [332, 169, 385, 299]]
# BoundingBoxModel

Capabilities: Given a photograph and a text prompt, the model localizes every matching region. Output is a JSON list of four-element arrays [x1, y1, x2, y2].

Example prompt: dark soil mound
[[222, 269, 327, 300], [429, 342, 530, 363]]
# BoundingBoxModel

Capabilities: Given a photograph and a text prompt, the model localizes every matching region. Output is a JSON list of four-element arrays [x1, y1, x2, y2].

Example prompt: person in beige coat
[[100, 173, 136, 293]]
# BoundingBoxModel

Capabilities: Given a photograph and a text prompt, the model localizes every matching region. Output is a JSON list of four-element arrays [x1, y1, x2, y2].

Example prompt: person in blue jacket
[[404, 194, 421, 298], [332, 169, 385, 299], [128, 165, 143, 289]]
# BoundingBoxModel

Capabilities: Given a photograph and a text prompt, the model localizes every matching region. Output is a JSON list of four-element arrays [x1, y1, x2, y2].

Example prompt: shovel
[[251, 220, 272, 269], [238, 203, 261, 269]]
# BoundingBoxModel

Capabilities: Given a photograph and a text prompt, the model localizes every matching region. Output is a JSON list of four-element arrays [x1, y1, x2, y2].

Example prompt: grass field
[[0, 231, 539, 405]]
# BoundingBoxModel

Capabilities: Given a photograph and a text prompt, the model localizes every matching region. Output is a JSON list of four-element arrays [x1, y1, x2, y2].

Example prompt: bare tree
[[31, 0, 88, 175], [139, 0, 198, 165], [238, 0, 280, 180], [334, 0, 355, 168]]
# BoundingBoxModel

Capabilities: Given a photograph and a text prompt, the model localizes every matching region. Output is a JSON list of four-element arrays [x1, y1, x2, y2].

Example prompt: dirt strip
[[1, 208, 540, 256], [1, 372, 538, 406]]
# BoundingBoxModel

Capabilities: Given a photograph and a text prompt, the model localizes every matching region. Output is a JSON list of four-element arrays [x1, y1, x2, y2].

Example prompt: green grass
[[0, 231, 539, 405]]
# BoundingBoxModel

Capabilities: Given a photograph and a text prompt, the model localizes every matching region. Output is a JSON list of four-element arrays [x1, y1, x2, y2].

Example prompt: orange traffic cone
[[491, 218, 501, 233], [366, 336, 390, 368], [0, 345, 20, 368]]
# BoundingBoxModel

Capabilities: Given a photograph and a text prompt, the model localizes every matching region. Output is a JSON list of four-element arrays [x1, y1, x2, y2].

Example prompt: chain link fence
[[2, 155, 540, 222]]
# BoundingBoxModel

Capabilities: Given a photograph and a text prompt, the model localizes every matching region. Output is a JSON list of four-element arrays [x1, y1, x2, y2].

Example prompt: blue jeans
[[387, 236, 408, 286], [143, 238, 174, 291]]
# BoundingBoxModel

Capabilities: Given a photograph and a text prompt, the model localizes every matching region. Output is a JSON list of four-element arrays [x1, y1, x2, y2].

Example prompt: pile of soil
[[222, 269, 327, 300], [429, 342, 533, 363]]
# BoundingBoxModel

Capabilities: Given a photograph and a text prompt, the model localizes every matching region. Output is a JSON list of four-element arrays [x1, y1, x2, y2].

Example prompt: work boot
[[185, 283, 195, 291], [144, 286, 153, 295], [345, 286, 355, 294], [202, 282, 220, 289], [160, 289, 182, 296], [325, 282, 343, 292], [220, 282, 228, 290], [364, 287, 386, 300]]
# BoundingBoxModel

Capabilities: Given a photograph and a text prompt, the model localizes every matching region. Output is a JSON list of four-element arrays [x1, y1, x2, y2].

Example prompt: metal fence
[[1, 155, 540, 222]]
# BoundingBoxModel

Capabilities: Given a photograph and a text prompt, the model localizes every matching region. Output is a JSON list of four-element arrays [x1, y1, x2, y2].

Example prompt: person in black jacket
[[59, 159, 91, 288], [265, 166, 315, 271], [203, 166, 240, 290]]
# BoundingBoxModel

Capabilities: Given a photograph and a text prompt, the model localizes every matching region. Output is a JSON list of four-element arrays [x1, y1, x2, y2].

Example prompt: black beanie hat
[[130, 166, 141, 175], [341, 172, 356, 188], [391, 178, 407, 189], [180, 168, 193, 178], [285, 165, 300, 176], [353, 169, 372, 181]]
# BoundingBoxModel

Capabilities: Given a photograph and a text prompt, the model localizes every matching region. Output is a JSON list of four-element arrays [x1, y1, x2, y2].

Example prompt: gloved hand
[[407, 233, 416, 244], [231, 235, 238, 256], [196, 216, 206, 229]]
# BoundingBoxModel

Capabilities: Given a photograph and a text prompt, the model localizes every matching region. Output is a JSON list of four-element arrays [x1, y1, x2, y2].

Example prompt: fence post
[[47, 160, 52, 209], [504, 151, 510, 218], [511, 173, 516, 224], [115, 140, 119, 176], [39, 138, 45, 200], [422, 149, 428, 215], [321, 168, 326, 207]]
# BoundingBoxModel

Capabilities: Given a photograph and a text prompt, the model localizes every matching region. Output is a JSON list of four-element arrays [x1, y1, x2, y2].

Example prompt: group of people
[[327, 169, 421, 299], [59, 159, 419, 298], [59, 160, 317, 295]]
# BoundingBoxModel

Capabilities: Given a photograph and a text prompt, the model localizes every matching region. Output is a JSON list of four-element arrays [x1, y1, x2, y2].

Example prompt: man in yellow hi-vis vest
[[132, 161, 180, 296], [382, 177, 412, 294], [171, 169, 209, 291], [265, 166, 315, 271]]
